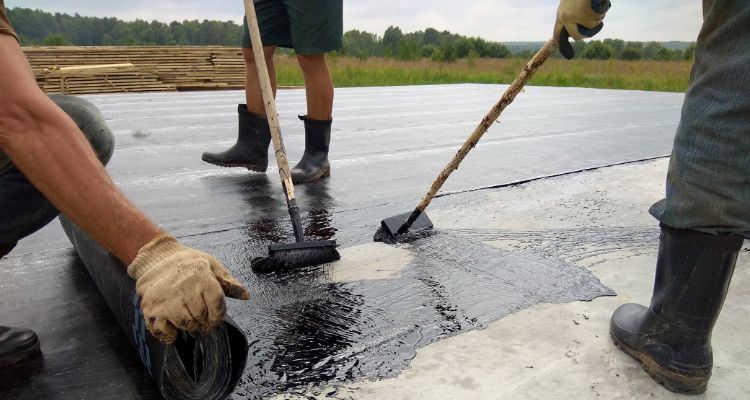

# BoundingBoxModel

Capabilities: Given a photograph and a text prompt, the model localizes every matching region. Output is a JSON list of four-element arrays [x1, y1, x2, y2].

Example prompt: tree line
[[8, 7, 693, 62], [569, 39, 695, 62]]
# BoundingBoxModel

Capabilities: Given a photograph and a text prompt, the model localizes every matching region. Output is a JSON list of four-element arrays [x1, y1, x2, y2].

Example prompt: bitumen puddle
[[186, 225, 614, 399], [0, 86, 683, 399]]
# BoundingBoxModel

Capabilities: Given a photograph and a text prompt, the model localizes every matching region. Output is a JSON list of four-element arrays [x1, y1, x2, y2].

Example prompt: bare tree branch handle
[[243, 0, 296, 202], [415, 38, 556, 213]]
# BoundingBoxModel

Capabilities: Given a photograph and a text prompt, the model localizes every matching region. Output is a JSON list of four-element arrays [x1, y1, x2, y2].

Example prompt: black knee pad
[[49, 94, 115, 166]]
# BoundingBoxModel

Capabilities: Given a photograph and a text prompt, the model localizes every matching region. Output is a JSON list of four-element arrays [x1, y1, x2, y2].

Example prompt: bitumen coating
[[0, 84, 687, 399]]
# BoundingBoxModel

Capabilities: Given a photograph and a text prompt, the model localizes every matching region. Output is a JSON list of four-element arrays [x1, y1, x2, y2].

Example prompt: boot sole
[[611, 328, 709, 395], [292, 166, 331, 184], [202, 157, 267, 173], [0, 339, 41, 368]]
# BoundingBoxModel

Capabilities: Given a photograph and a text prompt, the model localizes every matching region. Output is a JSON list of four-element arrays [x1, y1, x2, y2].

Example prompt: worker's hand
[[554, 0, 611, 59], [127, 234, 250, 344]]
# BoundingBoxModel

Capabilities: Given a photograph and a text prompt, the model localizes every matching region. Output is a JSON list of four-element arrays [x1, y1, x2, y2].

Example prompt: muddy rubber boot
[[0, 326, 41, 367], [202, 105, 271, 172], [610, 224, 743, 395], [291, 116, 331, 184]]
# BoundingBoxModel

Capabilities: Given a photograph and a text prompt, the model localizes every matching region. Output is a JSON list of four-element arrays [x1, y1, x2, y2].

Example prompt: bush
[[620, 47, 642, 61], [41, 33, 72, 46], [583, 41, 612, 60]]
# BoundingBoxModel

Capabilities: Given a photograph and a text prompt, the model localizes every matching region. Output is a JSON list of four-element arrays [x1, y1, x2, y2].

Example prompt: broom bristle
[[250, 240, 340, 273]]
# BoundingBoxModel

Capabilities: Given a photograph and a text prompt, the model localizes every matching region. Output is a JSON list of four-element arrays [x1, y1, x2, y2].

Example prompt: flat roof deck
[[6, 85, 744, 400]]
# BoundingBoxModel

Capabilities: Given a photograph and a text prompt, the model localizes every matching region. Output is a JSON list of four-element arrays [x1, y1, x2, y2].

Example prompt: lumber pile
[[23, 46, 247, 94]]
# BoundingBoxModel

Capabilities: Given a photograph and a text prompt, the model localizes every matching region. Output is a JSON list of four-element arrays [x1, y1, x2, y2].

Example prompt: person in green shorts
[[202, 0, 343, 184]]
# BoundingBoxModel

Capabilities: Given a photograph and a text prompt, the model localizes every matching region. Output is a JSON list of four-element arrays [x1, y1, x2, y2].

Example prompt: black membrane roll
[[60, 216, 247, 400]]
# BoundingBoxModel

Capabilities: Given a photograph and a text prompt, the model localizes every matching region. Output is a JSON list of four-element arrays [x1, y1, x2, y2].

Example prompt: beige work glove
[[127, 234, 250, 344], [554, 0, 611, 59]]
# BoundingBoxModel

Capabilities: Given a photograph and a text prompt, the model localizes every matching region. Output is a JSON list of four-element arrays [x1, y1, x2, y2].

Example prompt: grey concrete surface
[[289, 159, 749, 400]]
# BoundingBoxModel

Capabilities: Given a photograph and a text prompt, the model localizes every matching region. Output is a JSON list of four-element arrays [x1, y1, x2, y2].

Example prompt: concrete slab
[[327, 243, 412, 283], [294, 159, 749, 399]]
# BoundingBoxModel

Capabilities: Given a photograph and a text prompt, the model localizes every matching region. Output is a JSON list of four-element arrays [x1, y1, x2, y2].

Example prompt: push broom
[[244, 0, 340, 271], [376, 39, 557, 242]]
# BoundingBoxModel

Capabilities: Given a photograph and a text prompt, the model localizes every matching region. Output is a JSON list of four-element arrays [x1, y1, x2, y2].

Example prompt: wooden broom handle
[[243, 0, 296, 201], [415, 38, 556, 212]]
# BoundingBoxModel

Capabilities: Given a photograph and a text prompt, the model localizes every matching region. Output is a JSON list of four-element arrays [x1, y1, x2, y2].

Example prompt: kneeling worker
[[0, 0, 249, 367]]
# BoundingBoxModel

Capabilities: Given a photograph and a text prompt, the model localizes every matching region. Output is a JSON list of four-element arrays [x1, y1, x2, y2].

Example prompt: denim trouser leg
[[0, 95, 114, 258], [649, 1, 750, 238]]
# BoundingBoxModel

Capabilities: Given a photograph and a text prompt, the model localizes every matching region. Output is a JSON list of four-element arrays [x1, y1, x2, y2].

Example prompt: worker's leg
[[243, 46, 279, 117], [286, 0, 342, 183], [611, 1, 750, 394], [296, 54, 333, 121], [290, 54, 334, 183], [0, 95, 114, 259], [201, 46, 276, 171], [0, 97, 113, 367], [202, 0, 290, 170]]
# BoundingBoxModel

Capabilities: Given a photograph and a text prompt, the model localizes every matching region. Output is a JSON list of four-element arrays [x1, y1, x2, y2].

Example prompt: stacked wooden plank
[[23, 46, 247, 94]]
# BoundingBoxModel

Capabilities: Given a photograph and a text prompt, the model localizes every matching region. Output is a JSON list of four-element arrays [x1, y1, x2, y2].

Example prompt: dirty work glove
[[127, 234, 250, 344], [554, 0, 611, 59]]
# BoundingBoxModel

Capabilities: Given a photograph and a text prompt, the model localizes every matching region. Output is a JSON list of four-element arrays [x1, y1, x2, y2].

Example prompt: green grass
[[273, 55, 692, 93]]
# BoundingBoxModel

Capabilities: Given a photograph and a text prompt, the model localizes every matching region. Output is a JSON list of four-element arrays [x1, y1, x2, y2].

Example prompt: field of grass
[[273, 55, 692, 93]]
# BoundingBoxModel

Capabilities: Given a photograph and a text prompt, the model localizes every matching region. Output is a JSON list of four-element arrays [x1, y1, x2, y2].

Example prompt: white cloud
[[6, 0, 704, 41]]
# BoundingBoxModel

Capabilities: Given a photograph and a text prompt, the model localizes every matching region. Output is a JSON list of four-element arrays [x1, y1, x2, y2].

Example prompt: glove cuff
[[127, 234, 182, 280]]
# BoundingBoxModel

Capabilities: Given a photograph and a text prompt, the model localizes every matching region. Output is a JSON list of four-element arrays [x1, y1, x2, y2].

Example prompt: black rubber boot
[[291, 116, 332, 184], [610, 224, 744, 394], [202, 105, 271, 172], [0, 326, 41, 367]]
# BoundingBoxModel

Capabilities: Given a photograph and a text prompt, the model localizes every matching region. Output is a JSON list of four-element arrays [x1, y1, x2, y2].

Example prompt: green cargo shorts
[[242, 0, 343, 55]]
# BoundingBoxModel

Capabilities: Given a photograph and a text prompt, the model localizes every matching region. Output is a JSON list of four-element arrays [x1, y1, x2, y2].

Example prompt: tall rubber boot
[[202, 105, 271, 172], [291, 116, 331, 184], [0, 326, 41, 367], [610, 224, 744, 394]]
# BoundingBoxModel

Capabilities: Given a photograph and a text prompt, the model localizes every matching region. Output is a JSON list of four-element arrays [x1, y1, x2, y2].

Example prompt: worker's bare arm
[[0, 34, 160, 264]]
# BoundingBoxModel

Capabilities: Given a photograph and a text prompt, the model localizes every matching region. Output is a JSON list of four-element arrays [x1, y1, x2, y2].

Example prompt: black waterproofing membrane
[[0, 85, 685, 399], [60, 217, 248, 400]]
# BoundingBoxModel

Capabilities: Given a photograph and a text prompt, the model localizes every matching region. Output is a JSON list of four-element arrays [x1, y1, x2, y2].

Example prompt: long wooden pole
[[418, 39, 555, 211], [244, 0, 305, 241], [243, 0, 295, 203], [398, 39, 556, 233]]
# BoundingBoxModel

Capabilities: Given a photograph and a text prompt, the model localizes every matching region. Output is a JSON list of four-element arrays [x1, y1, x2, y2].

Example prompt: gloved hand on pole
[[554, 0, 611, 59]]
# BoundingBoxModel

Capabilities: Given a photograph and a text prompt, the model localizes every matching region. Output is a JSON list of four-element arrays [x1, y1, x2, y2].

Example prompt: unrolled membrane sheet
[[60, 217, 248, 400]]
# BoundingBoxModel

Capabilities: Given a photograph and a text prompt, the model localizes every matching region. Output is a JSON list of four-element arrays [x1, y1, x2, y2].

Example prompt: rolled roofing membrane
[[60, 216, 247, 400]]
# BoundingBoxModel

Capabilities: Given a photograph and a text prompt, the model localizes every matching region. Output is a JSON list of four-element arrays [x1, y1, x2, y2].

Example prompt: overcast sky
[[6, 1, 703, 42]]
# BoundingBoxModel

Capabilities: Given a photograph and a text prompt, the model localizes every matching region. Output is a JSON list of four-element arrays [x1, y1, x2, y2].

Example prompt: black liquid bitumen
[[190, 221, 614, 399]]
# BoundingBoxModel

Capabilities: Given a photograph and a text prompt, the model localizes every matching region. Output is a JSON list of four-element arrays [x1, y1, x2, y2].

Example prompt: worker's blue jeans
[[649, 1, 750, 238], [0, 95, 114, 258]]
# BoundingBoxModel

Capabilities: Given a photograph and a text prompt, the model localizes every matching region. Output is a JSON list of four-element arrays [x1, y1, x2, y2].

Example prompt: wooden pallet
[[24, 46, 247, 95]]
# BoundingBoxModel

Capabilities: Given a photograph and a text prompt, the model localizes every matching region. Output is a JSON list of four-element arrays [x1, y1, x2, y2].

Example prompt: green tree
[[655, 47, 675, 61], [41, 33, 72, 45], [642, 42, 663, 60], [382, 26, 403, 57], [603, 38, 625, 58], [583, 41, 612, 60], [396, 37, 420, 61], [620, 45, 643, 61]]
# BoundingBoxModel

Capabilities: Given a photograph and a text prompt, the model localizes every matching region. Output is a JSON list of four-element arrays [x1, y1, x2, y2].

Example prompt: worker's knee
[[243, 47, 275, 69], [49, 95, 115, 166], [296, 54, 328, 75], [242, 48, 256, 66]]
